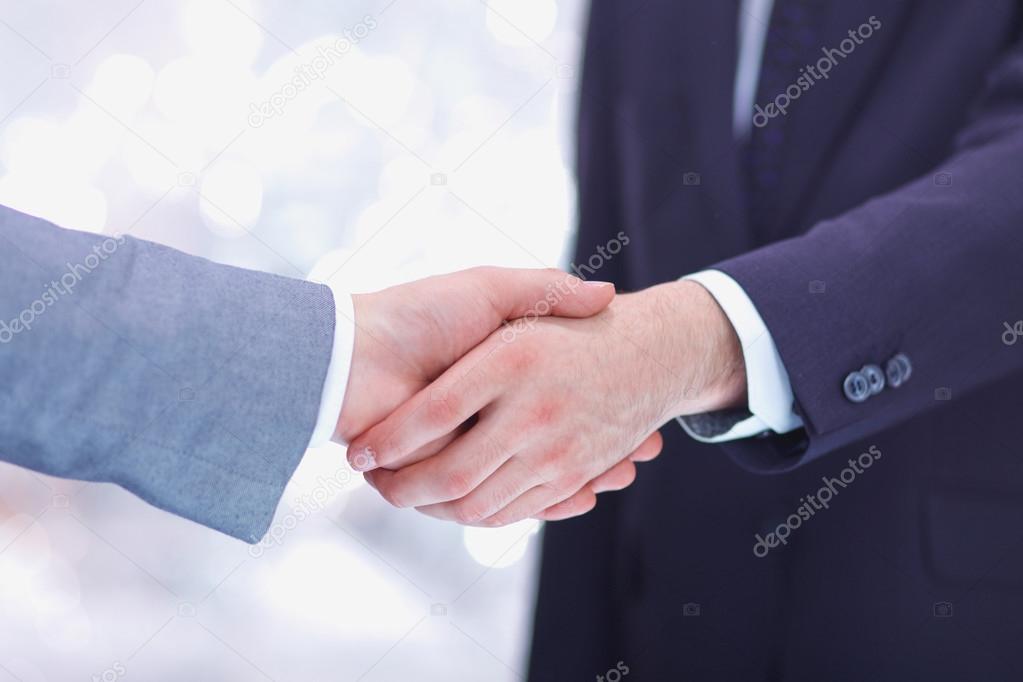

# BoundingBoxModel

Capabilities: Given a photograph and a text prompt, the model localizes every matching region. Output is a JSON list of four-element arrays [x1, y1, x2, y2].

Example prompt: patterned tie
[[747, 0, 827, 239]]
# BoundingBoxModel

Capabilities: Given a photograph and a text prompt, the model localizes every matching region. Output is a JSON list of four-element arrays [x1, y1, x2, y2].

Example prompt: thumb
[[477, 267, 615, 320]]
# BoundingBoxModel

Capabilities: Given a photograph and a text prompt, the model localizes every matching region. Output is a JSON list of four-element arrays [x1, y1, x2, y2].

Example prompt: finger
[[350, 431, 459, 473], [477, 481, 575, 527], [473, 267, 615, 320], [369, 423, 516, 508], [414, 456, 547, 525], [628, 430, 664, 463], [428, 432, 656, 526], [588, 459, 637, 494], [347, 339, 503, 472], [359, 429, 460, 492], [385, 421, 470, 470], [533, 488, 598, 522], [534, 434, 658, 520]]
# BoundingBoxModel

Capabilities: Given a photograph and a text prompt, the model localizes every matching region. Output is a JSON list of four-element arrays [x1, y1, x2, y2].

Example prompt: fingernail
[[350, 446, 377, 472], [584, 281, 615, 290]]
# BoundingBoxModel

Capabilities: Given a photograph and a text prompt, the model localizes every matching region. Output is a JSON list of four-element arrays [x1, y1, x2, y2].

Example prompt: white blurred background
[[0, 1, 589, 679]]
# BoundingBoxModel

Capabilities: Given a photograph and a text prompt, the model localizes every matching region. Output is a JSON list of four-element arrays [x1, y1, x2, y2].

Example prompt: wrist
[[641, 280, 747, 417], [334, 292, 385, 443]]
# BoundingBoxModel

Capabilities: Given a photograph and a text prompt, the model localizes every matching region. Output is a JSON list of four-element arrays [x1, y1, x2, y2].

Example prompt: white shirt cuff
[[307, 284, 356, 448], [677, 270, 803, 443]]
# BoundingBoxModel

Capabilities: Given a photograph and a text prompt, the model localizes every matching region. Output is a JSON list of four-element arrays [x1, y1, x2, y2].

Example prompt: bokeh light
[[181, 0, 264, 67], [463, 520, 541, 568], [485, 0, 559, 47], [86, 54, 155, 121], [198, 159, 264, 237]]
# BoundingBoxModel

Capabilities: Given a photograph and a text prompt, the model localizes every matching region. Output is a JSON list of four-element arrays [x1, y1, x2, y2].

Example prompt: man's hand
[[348, 280, 747, 526], [334, 267, 616, 454]]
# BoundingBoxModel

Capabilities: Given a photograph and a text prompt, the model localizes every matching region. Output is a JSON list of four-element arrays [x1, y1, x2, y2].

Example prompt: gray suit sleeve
[[0, 205, 335, 543]]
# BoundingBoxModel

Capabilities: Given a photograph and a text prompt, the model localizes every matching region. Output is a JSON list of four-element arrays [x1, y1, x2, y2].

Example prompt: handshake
[[1, 210, 747, 542], [331, 267, 747, 527]]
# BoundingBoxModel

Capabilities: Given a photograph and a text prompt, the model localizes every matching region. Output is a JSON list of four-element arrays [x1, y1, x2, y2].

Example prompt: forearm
[[0, 205, 334, 541]]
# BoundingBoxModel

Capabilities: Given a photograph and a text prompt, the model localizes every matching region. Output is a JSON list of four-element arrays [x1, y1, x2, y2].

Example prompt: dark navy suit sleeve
[[712, 36, 1023, 473]]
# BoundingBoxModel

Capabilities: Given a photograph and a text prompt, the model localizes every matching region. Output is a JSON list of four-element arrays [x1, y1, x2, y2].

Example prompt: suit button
[[885, 353, 912, 388], [860, 364, 885, 395], [895, 353, 912, 381], [843, 371, 871, 403]]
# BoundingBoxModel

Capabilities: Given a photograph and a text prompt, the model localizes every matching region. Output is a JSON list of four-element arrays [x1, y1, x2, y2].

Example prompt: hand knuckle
[[527, 400, 561, 429], [530, 452, 563, 484], [483, 510, 509, 527], [441, 468, 475, 499], [534, 439, 578, 479], [499, 343, 537, 376], [453, 499, 487, 525], [427, 392, 461, 426], [553, 473, 585, 498]]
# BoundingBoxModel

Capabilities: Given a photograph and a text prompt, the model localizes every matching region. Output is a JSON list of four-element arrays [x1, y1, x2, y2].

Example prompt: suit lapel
[[675, 0, 752, 261], [771, 0, 916, 237]]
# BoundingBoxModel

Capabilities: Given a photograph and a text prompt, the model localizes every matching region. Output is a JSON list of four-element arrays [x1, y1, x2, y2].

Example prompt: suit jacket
[[0, 207, 334, 541], [530, 1, 1023, 680]]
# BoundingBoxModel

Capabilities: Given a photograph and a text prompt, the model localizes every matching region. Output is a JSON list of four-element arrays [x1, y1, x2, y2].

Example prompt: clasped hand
[[334, 267, 744, 527]]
